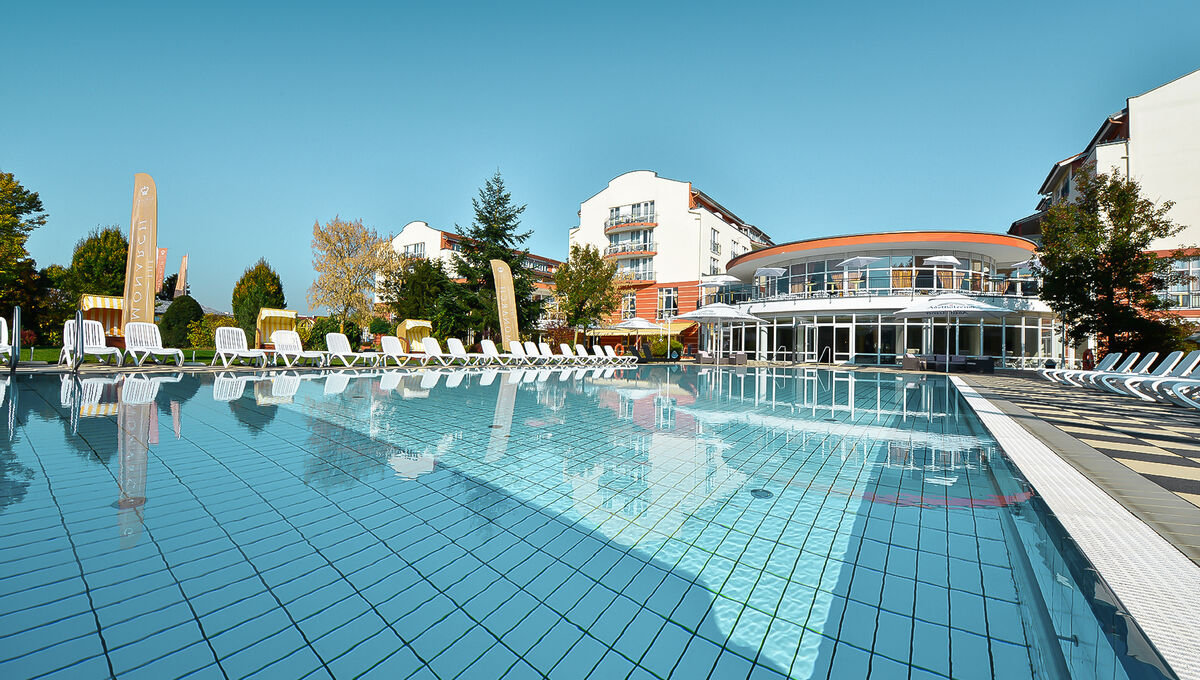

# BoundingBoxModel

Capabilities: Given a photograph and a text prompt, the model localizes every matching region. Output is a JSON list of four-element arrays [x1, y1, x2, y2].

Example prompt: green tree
[[379, 256, 454, 322], [231, 258, 286, 347], [158, 273, 179, 301], [450, 171, 542, 336], [68, 226, 127, 296], [307, 316, 361, 351], [159, 295, 204, 348], [554, 244, 620, 341], [0, 172, 48, 315], [1038, 164, 1194, 354]]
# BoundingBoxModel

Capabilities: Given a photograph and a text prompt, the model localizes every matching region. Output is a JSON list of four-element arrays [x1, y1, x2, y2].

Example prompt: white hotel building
[[569, 170, 773, 347], [1010, 68, 1200, 321]]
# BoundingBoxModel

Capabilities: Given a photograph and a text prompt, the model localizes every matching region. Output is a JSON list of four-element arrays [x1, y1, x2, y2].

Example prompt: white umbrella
[[923, 255, 962, 291], [893, 294, 1011, 372], [675, 303, 763, 363], [834, 256, 881, 295], [699, 274, 740, 286], [611, 317, 665, 331], [1010, 257, 1040, 270], [754, 267, 787, 277]]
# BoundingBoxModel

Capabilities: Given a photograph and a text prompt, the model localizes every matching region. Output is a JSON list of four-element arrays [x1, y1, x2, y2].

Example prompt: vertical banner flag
[[175, 254, 188, 298], [155, 248, 168, 292], [490, 259, 519, 350], [121, 173, 158, 328]]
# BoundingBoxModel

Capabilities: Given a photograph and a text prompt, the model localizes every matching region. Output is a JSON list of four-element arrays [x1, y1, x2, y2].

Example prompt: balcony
[[616, 269, 655, 284], [604, 213, 657, 234], [604, 241, 658, 257], [710, 241, 721, 255], [700, 271, 1043, 306]]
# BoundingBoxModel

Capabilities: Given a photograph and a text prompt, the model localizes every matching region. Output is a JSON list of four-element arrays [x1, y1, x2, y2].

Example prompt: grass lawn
[[21, 347, 218, 364]]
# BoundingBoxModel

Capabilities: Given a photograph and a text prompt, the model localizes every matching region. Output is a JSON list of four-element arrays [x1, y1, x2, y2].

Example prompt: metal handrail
[[604, 241, 657, 256], [617, 270, 655, 281], [710, 241, 722, 255], [604, 213, 658, 229]]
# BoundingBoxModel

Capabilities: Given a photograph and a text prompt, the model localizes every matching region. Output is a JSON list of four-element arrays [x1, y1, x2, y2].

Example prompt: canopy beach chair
[[255, 308, 297, 349], [396, 319, 432, 352], [78, 294, 125, 343], [123, 322, 184, 366], [271, 330, 324, 367], [325, 333, 378, 367], [212, 327, 268, 368], [59, 319, 124, 366]]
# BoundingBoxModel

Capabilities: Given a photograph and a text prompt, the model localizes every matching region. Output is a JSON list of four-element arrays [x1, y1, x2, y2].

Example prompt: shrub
[[296, 318, 314, 347], [307, 317, 361, 351], [187, 314, 237, 349], [369, 316, 391, 336], [231, 258, 285, 346], [159, 295, 204, 348], [650, 338, 684, 359]]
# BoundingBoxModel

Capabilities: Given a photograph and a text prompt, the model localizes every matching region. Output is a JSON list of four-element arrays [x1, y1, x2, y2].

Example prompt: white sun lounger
[[569, 343, 602, 365], [60, 319, 124, 366], [271, 330, 324, 367], [1159, 379, 1200, 410], [482, 339, 520, 366], [603, 345, 637, 365], [1080, 352, 1158, 389], [325, 333, 378, 367], [1040, 352, 1121, 383], [537, 342, 571, 365], [123, 322, 185, 367], [1062, 353, 1141, 387], [1120, 350, 1200, 401], [447, 338, 486, 366], [212, 326, 267, 368], [379, 335, 428, 367], [422, 337, 456, 366], [507, 341, 541, 365], [560, 343, 597, 365], [1097, 350, 1186, 395]]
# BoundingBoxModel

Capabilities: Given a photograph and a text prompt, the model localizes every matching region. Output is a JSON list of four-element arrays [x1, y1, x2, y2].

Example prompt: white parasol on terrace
[[675, 303, 764, 363], [893, 294, 1011, 373], [835, 256, 882, 295]]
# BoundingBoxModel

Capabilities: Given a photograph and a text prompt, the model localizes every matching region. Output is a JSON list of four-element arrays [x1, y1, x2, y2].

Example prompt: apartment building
[[1009, 69, 1200, 315], [569, 170, 773, 330]]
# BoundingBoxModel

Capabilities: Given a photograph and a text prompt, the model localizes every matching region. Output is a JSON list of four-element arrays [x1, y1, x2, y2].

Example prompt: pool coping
[[953, 377, 1200, 680]]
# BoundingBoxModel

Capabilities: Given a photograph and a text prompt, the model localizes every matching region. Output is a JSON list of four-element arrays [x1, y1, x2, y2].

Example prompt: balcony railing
[[700, 272, 1043, 306], [617, 269, 655, 282], [604, 241, 657, 256], [604, 213, 657, 229], [710, 241, 721, 255]]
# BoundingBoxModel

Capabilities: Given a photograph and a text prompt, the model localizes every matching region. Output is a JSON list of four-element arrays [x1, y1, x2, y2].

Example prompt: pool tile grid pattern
[[0, 369, 1159, 679], [954, 377, 1200, 680]]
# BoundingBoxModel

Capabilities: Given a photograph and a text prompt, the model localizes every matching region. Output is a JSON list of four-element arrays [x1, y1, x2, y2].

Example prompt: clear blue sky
[[6, 0, 1200, 313]]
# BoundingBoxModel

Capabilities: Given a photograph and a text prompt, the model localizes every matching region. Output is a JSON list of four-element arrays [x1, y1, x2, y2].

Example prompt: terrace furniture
[[509, 341, 544, 365], [732, 351, 748, 365], [420, 337, 456, 366], [965, 357, 995, 374], [522, 341, 552, 365], [1097, 351, 1185, 395], [212, 327, 267, 368], [901, 353, 924, 371], [0, 317, 10, 364], [558, 344, 591, 365], [1061, 353, 1141, 387], [380, 335, 429, 367], [537, 342, 572, 365], [1041, 352, 1122, 384], [326, 333, 378, 367], [60, 319, 124, 366], [447, 338, 486, 365], [481, 339, 520, 366], [123, 322, 184, 366], [270, 330, 325, 367], [1111, 350, 1200, 400], [697, 350, 716, 365], [1081, 352, 1161, 388], [120, 375, 161, 405]]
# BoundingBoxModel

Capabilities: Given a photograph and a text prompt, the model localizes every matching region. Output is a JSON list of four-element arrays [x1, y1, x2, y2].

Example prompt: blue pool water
[[0, 367, 1175, 679]]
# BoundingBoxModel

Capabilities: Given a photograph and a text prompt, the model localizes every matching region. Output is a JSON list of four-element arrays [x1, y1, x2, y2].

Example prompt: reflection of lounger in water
[[419, 372, 442, 390], [379, 373, 403, 391], [445, 371, 466, 388], [121, 376, 160, 405], [324, 373, 351, 395], [478, 370, 499, 387]]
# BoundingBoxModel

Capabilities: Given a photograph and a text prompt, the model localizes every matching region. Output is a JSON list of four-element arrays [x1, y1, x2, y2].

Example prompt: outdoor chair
[[509, 341, 543, 365], [1113, 350, 1200, 401], [271, 330, 324, 367], [380, 335, 428, 367], [59, 319, 123, 366], [569, 343, 602, 365], [1061, 353, 1141, 387], [602, 345, 637, 365], [901, 353, 924, 371], [1040, 352, 1121, 383], [1097, 351, 1186, 396], [1081, 352, 1160, 389], [522, 341, 553, 365], [325, 333, 379, 367], [123, 322, 185, 366], [538, 342, 571, 365], [212, 326, 268, 368], [481, 339, 519, 366], [0, 317, 10, 364], [421, 337, 456, 366], [447, 338, 486, 365]]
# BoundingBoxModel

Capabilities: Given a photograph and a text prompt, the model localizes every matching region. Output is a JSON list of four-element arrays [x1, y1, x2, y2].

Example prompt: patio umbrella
[[923, 255, 962, 291], [611, 317, 667, 359], [754, 267, 787, 277], [835, 256, 881, 295], [1010, 257, 1040, 270], [893, 293, 1011, 373], [675, 303, 764, 363]]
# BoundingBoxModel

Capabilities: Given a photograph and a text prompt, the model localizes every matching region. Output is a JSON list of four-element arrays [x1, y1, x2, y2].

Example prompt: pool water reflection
[[0, 367, 1175, 679]]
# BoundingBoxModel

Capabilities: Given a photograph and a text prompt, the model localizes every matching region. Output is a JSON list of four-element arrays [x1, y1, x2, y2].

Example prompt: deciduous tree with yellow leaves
[[309, 216, 390, 333]]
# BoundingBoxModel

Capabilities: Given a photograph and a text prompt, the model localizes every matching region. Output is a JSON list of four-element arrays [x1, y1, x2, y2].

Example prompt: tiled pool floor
[[0, 368, 1175, 679]]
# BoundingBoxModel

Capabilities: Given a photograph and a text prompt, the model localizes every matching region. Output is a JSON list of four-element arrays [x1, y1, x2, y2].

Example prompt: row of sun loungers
[[54, 319, 636, 370], [1038, 349, 1200, 410]]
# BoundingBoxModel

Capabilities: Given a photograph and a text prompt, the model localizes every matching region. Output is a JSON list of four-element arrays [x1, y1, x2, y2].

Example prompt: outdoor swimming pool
[[0, 367, 1176, 679]]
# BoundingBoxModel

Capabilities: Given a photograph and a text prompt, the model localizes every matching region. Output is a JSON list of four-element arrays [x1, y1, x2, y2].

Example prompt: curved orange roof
[[726, 230, 1036, 276]]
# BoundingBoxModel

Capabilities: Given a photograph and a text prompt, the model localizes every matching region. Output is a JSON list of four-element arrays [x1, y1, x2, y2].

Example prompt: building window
[[610, 207, 620, 222], [401, 243, 425, 258], [622, 293, 637, 319], [1169, 258, 1200, 309], [710, 228, 721, 255], [657, 287, 678, 319], [710, 257, 720, 275]]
